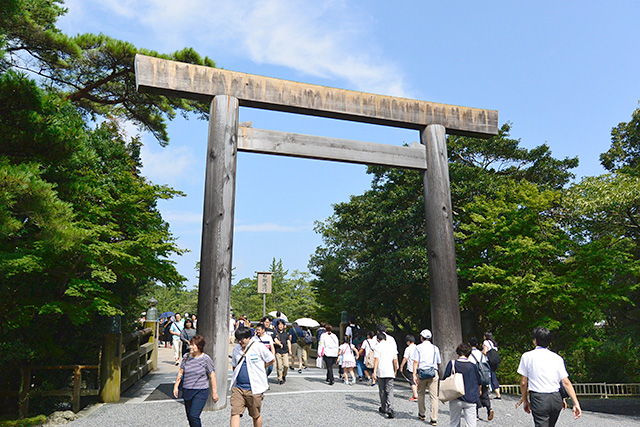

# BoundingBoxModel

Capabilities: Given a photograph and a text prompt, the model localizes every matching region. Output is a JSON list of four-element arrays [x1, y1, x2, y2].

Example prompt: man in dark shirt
[[289, 322, 305, 372], [273, 319, 291, 384]]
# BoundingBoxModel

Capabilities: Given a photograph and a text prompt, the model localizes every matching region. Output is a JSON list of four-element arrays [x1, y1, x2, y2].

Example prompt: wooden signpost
[[135, 54, 498, 410], [256, 271, 273, 317]]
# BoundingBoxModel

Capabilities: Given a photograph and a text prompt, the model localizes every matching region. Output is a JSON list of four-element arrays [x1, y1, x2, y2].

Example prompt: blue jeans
[[183, 388, 208, 427], [356, 359, 366, 378], [266, 364, 273, 377]]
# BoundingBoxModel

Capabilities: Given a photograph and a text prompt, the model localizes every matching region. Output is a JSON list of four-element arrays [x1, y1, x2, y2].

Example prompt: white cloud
[[163, 210, 203, 224], [64, 0, 408, 97], [140, 144, 197, 186], [235, 222, 312, 233]]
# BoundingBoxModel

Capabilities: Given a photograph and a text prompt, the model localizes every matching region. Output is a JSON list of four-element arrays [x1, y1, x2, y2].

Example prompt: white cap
[[420, 329, 432, 339]]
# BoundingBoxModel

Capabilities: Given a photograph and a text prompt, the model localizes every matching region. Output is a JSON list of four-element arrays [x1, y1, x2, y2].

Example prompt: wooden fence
[[6, 322, 157, 418], [18, 365, 99, 418], [120, 327, 155, 393], [501, 383, 640, 398]]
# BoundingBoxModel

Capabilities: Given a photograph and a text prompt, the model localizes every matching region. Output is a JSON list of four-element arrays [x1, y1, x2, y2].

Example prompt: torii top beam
[[135, 54, 498, 138]]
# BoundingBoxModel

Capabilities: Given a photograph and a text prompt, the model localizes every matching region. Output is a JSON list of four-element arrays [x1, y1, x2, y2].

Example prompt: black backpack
[[487, 348, 501, 371]]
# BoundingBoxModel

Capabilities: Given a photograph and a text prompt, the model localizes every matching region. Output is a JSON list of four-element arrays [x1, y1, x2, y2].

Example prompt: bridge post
[[197, 95, 239, 411], [421, 124, 462, 372], [99, 332, 122, 402]]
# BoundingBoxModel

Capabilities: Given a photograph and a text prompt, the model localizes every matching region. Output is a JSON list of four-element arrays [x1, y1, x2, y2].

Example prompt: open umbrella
[[294, 318, 319, 328], [159, 311, 175, 319], [268, 311, 288, 322]]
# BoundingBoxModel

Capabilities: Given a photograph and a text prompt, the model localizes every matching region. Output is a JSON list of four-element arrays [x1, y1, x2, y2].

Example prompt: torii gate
[[135, 54, 498, 410]]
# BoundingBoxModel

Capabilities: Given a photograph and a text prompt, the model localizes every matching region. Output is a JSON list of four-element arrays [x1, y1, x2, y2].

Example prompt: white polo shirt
[[374, 339, 398, 378], [413, 341, 441, 370], [230, 340, 274, 395], [517, 346, 569, 393]]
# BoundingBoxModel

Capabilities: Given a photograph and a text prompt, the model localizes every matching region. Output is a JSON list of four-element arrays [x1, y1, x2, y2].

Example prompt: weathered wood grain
[[135, 54, 498, 137], [197, 95, 239, 411], [237, 127, 427, 170], [421, 124, 463, 374]]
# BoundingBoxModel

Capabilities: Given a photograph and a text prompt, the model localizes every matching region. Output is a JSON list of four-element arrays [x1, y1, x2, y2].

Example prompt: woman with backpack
[[482, 332, 502, 399]]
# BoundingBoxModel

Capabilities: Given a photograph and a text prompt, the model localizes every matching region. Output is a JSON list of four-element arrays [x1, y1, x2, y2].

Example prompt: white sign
[[257, 272, 272, 294]]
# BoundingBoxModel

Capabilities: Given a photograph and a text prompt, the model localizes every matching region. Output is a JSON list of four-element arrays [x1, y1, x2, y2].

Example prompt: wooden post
[[197, 95, 239, 411], [99, 333, 122, 403], [421, 124, 463, 373], [19, 367, 30, 418], [144, 320, 158, 371], [72, 366, 81, 413]]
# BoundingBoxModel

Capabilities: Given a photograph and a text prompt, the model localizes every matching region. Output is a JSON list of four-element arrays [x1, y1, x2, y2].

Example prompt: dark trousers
[[324, 356, 337, 383], [377, 377, 394, 413], [490, 369, 500, 391], [529, 391, 563, 427], [183, 388, 208, 427], [477, 384, 492, 412]]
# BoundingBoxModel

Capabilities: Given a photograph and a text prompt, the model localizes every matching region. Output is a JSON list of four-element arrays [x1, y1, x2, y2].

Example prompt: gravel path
[[67, 347, 640, 427]]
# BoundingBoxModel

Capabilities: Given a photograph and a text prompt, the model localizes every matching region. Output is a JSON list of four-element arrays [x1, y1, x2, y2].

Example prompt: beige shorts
[[230, 386, 263, 419]]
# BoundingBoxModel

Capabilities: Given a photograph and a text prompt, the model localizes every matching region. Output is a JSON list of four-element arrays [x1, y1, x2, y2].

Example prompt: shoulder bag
[[439, 360, 465, 403], [417, 345, 437, 380], [364, 340, 375, 369]]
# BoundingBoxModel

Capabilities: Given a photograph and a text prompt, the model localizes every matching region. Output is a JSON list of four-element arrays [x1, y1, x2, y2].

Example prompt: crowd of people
[[164, 310, 580, 427]]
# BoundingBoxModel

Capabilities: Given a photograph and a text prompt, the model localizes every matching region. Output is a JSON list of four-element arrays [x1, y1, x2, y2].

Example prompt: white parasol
[[268, 311, 288, 322], [294, 317, 320, 328]]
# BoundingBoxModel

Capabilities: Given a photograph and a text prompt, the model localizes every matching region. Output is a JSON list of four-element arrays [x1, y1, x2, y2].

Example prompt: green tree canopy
[[231, 259, 319, 322]]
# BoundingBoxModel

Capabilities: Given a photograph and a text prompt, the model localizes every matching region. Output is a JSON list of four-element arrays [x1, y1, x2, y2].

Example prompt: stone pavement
[[68, 346, 640, 427]]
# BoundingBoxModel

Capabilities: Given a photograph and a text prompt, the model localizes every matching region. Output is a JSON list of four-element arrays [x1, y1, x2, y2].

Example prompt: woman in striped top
[[173, 335, 219, 427]]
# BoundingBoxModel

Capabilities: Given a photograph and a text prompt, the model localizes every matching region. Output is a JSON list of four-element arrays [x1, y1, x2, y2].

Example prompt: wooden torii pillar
[[135, 54, 498, 410]]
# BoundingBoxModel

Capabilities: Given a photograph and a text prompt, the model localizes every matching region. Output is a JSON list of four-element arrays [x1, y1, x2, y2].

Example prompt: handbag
[[316, 355, 325, 368], [417, 346, 437, 379], [364, 340, 375, 369], [439, 360, 465, 403]]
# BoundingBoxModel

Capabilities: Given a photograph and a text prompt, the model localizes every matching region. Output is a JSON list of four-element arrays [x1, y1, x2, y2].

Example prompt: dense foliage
[[0, 0, 218, 415], [231, 259, 319, 322], [310, 118, 640, 383]]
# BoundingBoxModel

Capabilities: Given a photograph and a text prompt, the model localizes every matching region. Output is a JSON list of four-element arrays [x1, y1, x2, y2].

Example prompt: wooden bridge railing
[[100, 321, 158, 403], [18, 365, 99, 418]]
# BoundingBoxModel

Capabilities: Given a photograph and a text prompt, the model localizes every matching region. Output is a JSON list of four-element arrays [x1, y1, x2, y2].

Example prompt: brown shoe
[[488, 409, 494, 421]]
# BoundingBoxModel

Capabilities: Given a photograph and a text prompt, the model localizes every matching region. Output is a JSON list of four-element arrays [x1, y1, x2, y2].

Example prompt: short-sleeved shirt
[[384, 333, 398, 355], [413, 341, 441, 370], [170, 320, 184, 337], [319, 332, 340, 357], [255, 333, 274, 351], [274, 330, 290, 354], [265, 327, 277, 341], [339, 343, 357, 364], [180, 353, 214, 390], [403, 343, 417, 372], [231, 341, 275, 395], [517, 346, 569, 393], [289, 326, 304, 344], [373, 339, 397, 378]]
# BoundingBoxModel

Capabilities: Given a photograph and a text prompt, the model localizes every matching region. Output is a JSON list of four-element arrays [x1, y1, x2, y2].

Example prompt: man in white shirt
[[376, 324, 398, 354], [230, 327, 275, 427], [400, 335, 418, 401], [373, 332, 399, 419], [412, 329, 441, 425], [516, 327, 582, 427]]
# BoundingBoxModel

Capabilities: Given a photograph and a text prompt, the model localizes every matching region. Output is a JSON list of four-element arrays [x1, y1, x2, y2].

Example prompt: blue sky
[[57, 1, 640, 288]]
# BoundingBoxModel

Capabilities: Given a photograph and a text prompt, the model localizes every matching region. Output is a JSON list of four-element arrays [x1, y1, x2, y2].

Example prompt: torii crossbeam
[[135, 54, 498, 410]]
